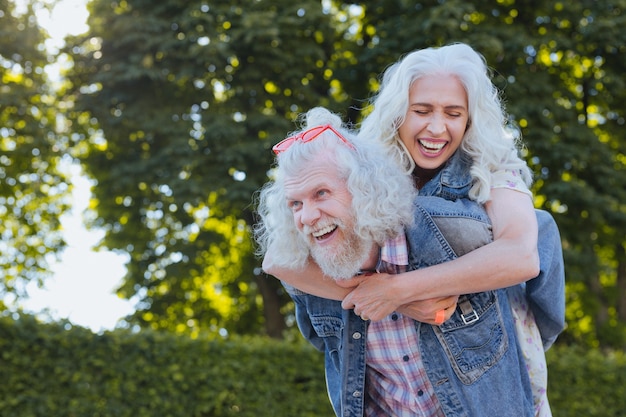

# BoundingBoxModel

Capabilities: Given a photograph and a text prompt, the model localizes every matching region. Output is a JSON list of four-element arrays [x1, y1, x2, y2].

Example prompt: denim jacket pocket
[[310, 315, 344, 372], [433, 291, 508, 384]]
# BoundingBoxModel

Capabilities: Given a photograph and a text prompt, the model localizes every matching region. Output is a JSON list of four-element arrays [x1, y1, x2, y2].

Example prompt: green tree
[[519, 0, 626, 347], [64, 0, 351, 337], [0, 0, 70, 307]]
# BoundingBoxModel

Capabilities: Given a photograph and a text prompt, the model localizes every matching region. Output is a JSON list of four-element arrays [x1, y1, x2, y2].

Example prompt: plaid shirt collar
[[376, 232, 408, 274]]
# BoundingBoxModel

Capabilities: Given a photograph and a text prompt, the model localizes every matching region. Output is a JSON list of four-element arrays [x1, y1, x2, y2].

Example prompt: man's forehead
[[283, 156, 343, 195]]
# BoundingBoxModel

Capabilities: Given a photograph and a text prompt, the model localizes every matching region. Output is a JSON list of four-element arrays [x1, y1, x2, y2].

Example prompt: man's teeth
[[312, 225, 337, 238], [419, 140, 445, 151]]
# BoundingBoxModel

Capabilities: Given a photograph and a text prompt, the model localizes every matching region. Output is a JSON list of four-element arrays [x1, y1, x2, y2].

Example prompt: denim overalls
[[285, 151, 565, 416]]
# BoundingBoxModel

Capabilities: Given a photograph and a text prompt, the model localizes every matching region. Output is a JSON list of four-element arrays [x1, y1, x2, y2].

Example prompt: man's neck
[[359, 244, 381, 272]]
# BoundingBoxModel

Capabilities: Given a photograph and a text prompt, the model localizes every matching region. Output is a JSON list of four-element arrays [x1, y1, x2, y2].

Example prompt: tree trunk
[[588, 271, 609, 328], [617, 244, 626, 322], [255, 271, 287, 339]]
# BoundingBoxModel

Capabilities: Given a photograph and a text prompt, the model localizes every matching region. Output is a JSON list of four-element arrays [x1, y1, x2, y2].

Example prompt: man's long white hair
[[254, 107, 417, 270], [359, 42, 532, 203]]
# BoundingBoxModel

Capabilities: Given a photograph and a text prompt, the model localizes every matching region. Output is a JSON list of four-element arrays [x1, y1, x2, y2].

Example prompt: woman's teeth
[[419, 140, 446, 152]]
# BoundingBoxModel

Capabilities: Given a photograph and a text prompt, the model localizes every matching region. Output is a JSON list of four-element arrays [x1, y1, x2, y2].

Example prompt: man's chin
[[309, 234, 374, 281], [312, 254, 363, 281], [327, 270, 361, 281], [322, 268, 361, 281]]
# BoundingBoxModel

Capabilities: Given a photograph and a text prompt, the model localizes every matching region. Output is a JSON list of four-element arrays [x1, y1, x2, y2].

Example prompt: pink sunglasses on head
[[272, 124, 356, 155]]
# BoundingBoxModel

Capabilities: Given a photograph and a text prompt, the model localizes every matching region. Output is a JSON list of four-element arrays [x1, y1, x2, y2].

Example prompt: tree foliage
[[0, 0, 71, 305], [63, 0, 352, 337], [3, 0, 625, 348]]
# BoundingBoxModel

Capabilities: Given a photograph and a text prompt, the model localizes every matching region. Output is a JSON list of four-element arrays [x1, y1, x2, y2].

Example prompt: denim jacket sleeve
[[282, 283, 339, 354], [527, 209, 566, 349]]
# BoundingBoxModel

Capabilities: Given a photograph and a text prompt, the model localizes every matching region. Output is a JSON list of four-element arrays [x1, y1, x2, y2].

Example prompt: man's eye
[[288, 201, 301, 210]]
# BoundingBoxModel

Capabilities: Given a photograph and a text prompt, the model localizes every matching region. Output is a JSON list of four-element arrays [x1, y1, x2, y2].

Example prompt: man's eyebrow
[[284, 183, 325, 201]]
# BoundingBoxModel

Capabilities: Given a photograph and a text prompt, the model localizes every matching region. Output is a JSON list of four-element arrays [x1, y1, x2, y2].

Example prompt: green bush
[[547, 344, 626, 417], [1, 314, 625, 416], [0, 315, 333, 417]]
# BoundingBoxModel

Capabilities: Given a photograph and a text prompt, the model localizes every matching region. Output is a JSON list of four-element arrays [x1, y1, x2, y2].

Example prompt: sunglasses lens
[[272, 138, 292, 154], [300, 126, 327, 143], [272, 125, 354, 155]]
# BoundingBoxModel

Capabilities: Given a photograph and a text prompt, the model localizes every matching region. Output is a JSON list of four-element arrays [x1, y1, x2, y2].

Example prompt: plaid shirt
[[364, 233, 445, 417]]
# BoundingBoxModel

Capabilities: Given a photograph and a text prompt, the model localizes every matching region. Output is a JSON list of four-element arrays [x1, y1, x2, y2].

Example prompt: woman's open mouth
[[417, 139, 448, 154], [418, 139, 447, 155]]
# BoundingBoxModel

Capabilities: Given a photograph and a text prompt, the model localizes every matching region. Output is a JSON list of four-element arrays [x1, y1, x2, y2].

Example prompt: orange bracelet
[[435, 309, 446, 325]]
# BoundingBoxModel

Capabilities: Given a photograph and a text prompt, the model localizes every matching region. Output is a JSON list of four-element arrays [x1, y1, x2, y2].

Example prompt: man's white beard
[[310, 229, 375, 281]]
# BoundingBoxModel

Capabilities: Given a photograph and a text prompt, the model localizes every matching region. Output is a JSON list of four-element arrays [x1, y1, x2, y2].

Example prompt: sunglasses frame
[[272, 124, 356, 155]]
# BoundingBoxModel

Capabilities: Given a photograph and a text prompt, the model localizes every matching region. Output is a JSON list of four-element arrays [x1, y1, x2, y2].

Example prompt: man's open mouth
[[312, 225, 338, 240]]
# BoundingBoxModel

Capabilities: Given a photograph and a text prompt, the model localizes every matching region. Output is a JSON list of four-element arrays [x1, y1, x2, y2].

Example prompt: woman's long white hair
[[254, 107, 417, 269], [359, 43, 532, 203]]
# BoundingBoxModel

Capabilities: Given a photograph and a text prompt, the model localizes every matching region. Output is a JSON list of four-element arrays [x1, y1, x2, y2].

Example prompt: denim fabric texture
[[419, 151, 566, 350], [285, 150, 565, 416]]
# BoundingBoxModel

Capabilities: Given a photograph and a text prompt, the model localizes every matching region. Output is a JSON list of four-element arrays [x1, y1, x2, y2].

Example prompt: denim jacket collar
[[417, 150, 473, 199]]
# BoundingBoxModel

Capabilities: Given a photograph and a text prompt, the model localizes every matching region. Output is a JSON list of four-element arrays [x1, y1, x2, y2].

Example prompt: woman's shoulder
[[491, 169, 532, 197]]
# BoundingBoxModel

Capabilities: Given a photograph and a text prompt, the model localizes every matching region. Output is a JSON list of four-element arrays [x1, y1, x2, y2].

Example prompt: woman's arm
[[262, 250, 352, 301], [341, 188, 540, 320], [264, 253, 457, 323]]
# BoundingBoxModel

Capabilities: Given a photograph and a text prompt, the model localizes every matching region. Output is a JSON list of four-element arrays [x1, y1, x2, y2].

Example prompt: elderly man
[[255, 107, 556, 416]]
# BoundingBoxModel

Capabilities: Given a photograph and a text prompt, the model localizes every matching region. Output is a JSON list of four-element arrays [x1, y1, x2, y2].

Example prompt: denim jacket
[[285, 151, 565, 416], [419, 151, 565, 350]]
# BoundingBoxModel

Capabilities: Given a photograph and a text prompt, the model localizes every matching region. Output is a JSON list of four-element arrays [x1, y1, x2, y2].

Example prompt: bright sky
[[16, 0, 135, 332]]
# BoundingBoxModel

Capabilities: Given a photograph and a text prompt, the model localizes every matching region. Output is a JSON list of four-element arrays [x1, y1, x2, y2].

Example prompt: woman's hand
[[341, 272, 458, 323], [341, 272, 398, 320], [397, 296, 459, 324]]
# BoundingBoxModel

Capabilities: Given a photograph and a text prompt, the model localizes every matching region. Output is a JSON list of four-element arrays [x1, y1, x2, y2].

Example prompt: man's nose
[[299, 202, 321, 226]]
